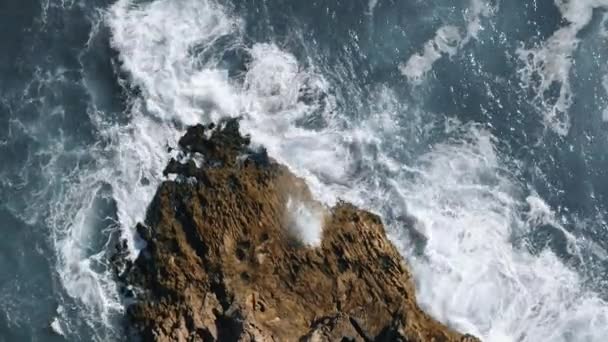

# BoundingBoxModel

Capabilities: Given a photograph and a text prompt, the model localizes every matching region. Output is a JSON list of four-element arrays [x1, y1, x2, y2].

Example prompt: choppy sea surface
[[2, 0, 608, 341]]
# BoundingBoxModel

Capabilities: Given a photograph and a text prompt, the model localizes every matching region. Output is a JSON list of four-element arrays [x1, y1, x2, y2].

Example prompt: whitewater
[[2, 0, 608, 341]]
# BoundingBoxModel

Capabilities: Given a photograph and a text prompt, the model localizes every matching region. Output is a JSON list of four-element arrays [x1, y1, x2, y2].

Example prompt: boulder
[[117, 119, 480, 342]]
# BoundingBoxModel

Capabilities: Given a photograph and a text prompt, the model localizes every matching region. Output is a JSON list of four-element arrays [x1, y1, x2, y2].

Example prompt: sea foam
[[102, 0, 608, 341]]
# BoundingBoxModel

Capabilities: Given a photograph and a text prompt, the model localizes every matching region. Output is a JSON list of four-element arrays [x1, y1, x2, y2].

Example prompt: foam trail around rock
[[43, 0, 242, 334]]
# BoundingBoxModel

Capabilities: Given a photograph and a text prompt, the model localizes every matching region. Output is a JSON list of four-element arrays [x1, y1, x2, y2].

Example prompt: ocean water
[[2, 0, 608, 341]]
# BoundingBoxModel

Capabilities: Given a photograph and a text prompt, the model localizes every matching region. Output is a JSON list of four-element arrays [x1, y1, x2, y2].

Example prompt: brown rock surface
[[118, 119, 480, 342]]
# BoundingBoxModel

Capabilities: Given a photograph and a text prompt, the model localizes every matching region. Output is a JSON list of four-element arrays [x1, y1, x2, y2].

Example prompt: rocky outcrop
[[117, 119, 479, 342]]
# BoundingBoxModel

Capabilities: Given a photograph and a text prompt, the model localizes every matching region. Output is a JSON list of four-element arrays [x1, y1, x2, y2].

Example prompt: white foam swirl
[[400, 0, 493, 84], [516, 0, 608, 135]]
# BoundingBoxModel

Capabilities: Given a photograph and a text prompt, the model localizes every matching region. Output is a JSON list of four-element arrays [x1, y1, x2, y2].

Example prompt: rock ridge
[[116, 119, 480, 342]]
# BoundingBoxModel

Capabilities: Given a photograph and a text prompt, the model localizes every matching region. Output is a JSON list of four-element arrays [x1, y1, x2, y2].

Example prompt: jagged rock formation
[[117, 119, 480, 342]]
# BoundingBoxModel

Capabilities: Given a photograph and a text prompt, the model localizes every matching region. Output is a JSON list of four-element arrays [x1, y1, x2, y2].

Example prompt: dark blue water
[[1, 0, 124, 340], [2, 0, 608, 340]]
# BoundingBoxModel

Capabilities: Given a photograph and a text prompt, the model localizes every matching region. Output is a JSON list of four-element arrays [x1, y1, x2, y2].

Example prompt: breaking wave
[[101, 0, 608, 341]]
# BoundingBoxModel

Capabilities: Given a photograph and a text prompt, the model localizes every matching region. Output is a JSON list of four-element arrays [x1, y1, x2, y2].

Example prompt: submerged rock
[[118, 119, 480, 342]]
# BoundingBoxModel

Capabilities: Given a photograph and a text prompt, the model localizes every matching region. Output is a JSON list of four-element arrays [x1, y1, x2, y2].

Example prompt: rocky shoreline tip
[[115, 118, 480, 342]]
